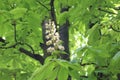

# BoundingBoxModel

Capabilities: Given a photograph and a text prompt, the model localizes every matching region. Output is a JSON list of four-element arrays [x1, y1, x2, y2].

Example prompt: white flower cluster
[[45, 20, 65, 53]]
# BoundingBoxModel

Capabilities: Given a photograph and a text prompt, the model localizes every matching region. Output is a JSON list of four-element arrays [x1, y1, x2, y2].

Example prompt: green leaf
[[87, 24, 101, 45], [75, 45, 88, 57], [29, 61, 57, 80], [55, 59, 70, 68], [109, 51, 120, 74], [58, 66, 68, 80], [26, 12, 40, 27], [58, 12, 69, 25], [10, 7, 27, 19], [55, 59, 82, 71], [46, 66, 59, 80], [69, 70, 80, 80]]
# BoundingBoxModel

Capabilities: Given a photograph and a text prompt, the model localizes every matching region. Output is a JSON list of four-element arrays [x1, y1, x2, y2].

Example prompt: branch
[[80, 62, 96, 66], [95, 65, 108, 69], [0, 42, 20, 49], [110, 25, 120, 32], [60, 4, 70, 13], [80, 75, 88, 78], [12, 20, 17, 43], [22, 42, 35, 54], [19, 47, 44, 64], [113, 6, 120, 10], [36, 0, 50, 11], [0, 37, 5, 43], [98, 7, 116, 14], [0, 37, 8, 46], [40, 43, 46, 50], [0, 41, 35, 54], [0, 42, 44, 64], [50, 0, 57, 25]]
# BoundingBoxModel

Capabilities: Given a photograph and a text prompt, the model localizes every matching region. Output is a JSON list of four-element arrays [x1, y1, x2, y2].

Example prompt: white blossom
[[58, 45, 65, 50], [46, 40, 52, 45], [45, 19, 65, 53], [47, 47, 55, 52]]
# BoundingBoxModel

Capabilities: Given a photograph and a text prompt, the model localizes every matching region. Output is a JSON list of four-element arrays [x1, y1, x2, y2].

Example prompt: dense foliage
[[0, 0, 120, 80]]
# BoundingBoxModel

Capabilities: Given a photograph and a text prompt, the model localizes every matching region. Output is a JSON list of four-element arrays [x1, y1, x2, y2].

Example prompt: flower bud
[[56, 40, 62, 44], [51, 22, 55, 28], [55, 32, 59, 37], [45, 23, 49, 28], [45, 30, 50, 34], [52, 36, 58, 42], [46, 40, 52, 45], [45, 35, 50, 39], [47, 47, 55, 52], [53, 43, 58, 49], [49, 19, 52, 24], [58, 45, 65, 50], [51, 28, 56, 33]]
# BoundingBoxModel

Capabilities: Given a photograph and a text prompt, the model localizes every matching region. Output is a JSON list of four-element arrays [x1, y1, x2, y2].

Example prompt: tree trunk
[[59, 19, 70, 60]]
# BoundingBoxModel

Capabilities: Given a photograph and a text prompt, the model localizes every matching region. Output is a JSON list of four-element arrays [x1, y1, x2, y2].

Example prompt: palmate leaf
[[55, 59, 83, 79], [86, 45, 110, 65], [50, 59, 83, 79], [0, 0, 120, 80]]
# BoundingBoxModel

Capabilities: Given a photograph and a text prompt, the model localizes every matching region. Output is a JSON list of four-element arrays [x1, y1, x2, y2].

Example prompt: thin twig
[[50, 0, 57, 26], [23, 42, 35, 54], [36, 0, 50, 11], [12, 20, 17, 43], [110, 25, 120, 32], [80, 62, 96, 66], [113, 6, 120, 10], [0, 41, 35, 54], [19, 47, 44, 64], [98, 7, 116, 14], [0, 42, 20, 49], [80, 75, 88, 78]]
